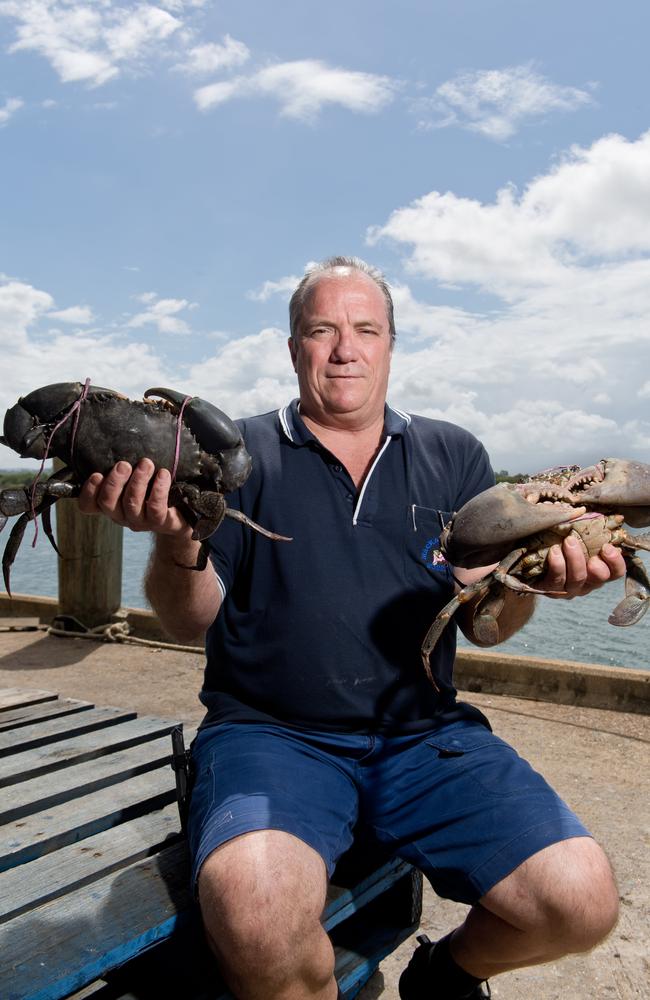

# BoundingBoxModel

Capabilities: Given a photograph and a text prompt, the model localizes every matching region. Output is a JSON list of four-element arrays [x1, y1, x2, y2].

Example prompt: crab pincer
[[421, 459, 650, 689], [0, 382, 291, 593]]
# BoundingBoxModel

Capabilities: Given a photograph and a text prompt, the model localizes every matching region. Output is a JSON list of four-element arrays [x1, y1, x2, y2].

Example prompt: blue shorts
[[187, 720, 589, 905]]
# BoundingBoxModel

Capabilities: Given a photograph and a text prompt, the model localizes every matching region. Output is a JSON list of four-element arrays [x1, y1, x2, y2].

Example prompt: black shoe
[[398, 935, 491, 1000]]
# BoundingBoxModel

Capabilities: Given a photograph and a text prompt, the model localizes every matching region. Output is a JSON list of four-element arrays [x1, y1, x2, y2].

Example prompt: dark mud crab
[[421, 459, 650, 688], [0, 381, 290, 594]]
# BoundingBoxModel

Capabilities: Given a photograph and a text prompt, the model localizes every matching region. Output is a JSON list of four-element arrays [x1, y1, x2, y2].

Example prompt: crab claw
[[145, 388, 252, 492], [575, 459, 650, 528], [441, 484, 586, 568], [3, 383, 118, 458]]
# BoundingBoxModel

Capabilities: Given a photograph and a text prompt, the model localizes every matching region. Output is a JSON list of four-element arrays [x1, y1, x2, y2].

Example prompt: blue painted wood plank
[[0, 707, 138, 757], [0, 689, 58, 711], [0, 766, 177, 870], [1, 731, 187, 824], [0, 698, 93, 732], [0, 840, 418, 999], [0, 802, 181, 922], [323, 859, 412, 931], [0, 715, 179, 787], [0, 840, 192, 1000]]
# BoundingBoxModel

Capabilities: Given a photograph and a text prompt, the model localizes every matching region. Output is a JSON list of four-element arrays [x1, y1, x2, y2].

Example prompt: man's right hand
[[78, 457, 222, 641], [78, 458, 192, 538]]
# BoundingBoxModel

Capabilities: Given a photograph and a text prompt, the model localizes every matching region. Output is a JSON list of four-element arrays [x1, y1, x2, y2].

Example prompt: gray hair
[[288, 256, 396, 342]]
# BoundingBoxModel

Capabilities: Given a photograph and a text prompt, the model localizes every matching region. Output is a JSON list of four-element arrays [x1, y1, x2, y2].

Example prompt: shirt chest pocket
[[404, 504, 455, 589]]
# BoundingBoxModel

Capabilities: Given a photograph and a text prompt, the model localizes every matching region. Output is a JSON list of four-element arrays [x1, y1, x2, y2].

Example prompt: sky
[[1, 0, 649, 475]]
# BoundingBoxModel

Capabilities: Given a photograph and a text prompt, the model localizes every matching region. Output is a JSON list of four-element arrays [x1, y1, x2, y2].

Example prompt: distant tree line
[[495, 470, 528, 483], [0, 470, 36, 488]]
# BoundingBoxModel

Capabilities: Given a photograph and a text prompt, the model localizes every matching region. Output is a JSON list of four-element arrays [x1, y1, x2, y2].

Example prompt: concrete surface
[[0, 616, 648, 999]]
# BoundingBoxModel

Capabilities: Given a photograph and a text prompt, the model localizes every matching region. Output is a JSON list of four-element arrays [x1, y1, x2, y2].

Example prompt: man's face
[[288, 272, 393, 425]]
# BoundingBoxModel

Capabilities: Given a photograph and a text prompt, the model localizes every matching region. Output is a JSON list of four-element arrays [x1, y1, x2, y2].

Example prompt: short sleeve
[[207, 503, 246, 600], [454, 436, 495, 510]]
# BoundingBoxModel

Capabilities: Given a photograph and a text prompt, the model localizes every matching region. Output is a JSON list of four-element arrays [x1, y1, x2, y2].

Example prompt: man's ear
[[288, 336, 298, 372]]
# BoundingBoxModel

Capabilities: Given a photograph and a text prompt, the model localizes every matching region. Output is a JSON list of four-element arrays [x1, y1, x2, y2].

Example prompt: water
[[6, 512, 150, 612], [4, 517, 649, 672]]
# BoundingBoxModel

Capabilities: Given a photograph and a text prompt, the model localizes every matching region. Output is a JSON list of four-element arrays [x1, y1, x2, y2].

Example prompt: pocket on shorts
[[425, 724, 543, 796]]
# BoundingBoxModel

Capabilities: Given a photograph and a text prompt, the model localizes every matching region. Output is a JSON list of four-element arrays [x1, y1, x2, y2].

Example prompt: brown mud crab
[[421, 459, 650, 689], [0, 381, 290, 594]]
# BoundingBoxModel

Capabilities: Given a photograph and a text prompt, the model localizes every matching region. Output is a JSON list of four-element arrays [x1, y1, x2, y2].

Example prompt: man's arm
[[78, 458, 222, 642], [456, 536, 626, 647]]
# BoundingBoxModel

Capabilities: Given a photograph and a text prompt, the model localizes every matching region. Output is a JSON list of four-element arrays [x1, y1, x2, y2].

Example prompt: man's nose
[[330, 327, 357, 362]]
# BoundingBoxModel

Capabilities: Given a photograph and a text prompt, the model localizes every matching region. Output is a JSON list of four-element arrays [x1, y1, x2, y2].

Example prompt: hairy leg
[[198, 829, 338, 1000], [450, 836, 619, 979]]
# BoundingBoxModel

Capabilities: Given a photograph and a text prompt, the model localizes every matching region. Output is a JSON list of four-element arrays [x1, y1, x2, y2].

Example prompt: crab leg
[[224, 508, 292, 542], [421, 575, 494, 688], [608, 553, 650, 627], [0, 476, 77, 595], [472, 585, 507, 646]]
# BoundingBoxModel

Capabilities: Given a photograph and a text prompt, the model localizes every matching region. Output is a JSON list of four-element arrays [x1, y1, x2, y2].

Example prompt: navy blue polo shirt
[[201, 400, 494, 734]]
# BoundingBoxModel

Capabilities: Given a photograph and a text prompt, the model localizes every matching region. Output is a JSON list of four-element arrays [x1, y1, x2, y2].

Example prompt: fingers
[[591, 542, 626, 582], [96, 461, 137, 525], [540, 537, 626, 600], [77, 472, 106, 515], [121, 460, 157, 525], [78, 460, 187, 535]]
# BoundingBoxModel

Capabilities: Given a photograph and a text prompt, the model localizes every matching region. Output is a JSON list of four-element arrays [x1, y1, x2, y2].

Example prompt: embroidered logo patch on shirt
[[420, 536, 449, 573]]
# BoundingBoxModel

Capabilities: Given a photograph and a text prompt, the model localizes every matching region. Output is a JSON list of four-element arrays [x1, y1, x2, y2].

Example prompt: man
[[80, 257, 623, 1000]]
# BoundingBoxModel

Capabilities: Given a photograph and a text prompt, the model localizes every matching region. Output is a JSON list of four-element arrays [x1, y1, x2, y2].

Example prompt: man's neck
[[299, 408, 386, 489]]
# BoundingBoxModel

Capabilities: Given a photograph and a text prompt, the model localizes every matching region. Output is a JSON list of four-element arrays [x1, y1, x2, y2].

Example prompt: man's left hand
[[535, 537, 626, 599]]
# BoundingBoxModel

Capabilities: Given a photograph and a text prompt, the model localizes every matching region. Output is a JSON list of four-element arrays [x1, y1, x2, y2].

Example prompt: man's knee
[[197, 830, 333, 991], [487, 836, 619, 955], [543, 838, 618, 951]]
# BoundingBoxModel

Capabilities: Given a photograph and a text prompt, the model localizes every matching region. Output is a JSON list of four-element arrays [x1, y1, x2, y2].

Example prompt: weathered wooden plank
[[57, 867, 420, 1000], [0, 803, 181, 922], [0, 715, 179, 787], [323, 859, 413, 931], [0, 706, 138, 757], [333, 919, 416, 998], [0, 689, 58, 711], [0, 698, 93, 732], [0, 733, 181, 824], [0, 840, 192, 1000], [0, 840, 413, 1000], [0, 766, 177, 871], [65, 982, 111, 999]]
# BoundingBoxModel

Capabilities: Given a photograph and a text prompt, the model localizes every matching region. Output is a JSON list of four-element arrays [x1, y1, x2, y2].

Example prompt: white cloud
[[174, 34, 250, 76], [0, 277, 173, 469], [370, 131, 650, 293], [127, 294, 196, 334], [0, 279, 54, 344], [187, 327, 298, 417], [368, 131, 650, 469], [247, 274, 303, 302], [194, 59, 397, 121], [0, 96, 23, 125], [48, 305, 94, 324], [0, 1, 181, 87], [417, 64, 593, 140]]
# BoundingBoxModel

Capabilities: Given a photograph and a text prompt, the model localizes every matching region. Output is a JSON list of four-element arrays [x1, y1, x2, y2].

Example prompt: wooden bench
[[0, 689, 422, 999]]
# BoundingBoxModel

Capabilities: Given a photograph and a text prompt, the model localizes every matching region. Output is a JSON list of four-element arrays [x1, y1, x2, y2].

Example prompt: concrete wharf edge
[[2, 593, 648, 716]]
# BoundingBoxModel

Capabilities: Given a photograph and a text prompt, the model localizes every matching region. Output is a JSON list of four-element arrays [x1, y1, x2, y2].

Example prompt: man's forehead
[[303, 270, 386, 311]]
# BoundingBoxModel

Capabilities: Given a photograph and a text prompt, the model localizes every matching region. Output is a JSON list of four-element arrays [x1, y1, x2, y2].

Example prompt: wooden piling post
[[55, 494, 124, 628]]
